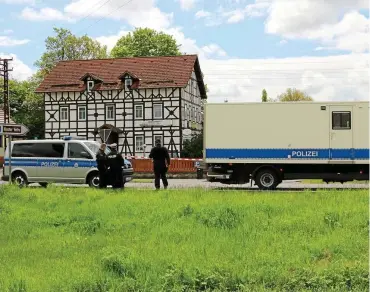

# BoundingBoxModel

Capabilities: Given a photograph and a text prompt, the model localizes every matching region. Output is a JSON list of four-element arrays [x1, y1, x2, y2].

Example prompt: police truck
[[203, 101, 369, 190]]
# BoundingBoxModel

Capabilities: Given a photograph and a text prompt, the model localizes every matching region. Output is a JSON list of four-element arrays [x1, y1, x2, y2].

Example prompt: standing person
[[96, 143, 108, 188], [149, 139, 171, 190], [107, 143, 124, 189]]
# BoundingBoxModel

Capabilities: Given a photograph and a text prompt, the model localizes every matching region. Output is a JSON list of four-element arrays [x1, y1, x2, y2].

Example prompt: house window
[[87, 80, 94, 92], [153, 104, 162, 119], [332, 111, 351, 130], [106, 105, 115, 120], [154, 135, 163, 146], [60, 107, 69, 121], [78, 106, 86, 121], [135, 136, 144, 152], [135, 104, 143, 119], [125, 78, 133, 90]]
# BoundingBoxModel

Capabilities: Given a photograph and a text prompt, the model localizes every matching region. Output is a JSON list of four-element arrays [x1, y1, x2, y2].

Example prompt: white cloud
[[0, 53, 34, 81], [0, 36, 29, 46], [195, 10, 211, 18], [0, 0, 34, 4], [2, 29, 14, 35], [264, 0, 369, 53], [19, 0, 172, 31], [177, 0, 196, 11], [201, 54, 369, 103], [195, 2, 269, 26], [20, 7, 75, 22], [95, 30, 130, 52]]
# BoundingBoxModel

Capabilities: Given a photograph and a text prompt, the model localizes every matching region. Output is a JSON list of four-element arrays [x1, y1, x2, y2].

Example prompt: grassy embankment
[[0, 185, 368, 291]]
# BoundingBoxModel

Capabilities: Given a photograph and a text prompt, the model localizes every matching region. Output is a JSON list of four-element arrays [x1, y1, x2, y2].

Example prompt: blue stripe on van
[[4, 158, 97, 168], [205, 148, 369, 160]]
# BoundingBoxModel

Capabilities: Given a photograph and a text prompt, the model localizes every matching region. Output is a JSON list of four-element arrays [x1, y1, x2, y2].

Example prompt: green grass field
[[0, 185, 368, 291]]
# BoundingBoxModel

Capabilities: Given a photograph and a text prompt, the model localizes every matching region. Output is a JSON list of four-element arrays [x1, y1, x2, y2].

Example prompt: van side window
[[68, 143, 92, 159], [332, 111, 351, 130], [12, 143, 65, 158]]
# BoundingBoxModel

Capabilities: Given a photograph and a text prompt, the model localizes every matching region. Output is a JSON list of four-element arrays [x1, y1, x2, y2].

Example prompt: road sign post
[[0, 123, 29, 185]]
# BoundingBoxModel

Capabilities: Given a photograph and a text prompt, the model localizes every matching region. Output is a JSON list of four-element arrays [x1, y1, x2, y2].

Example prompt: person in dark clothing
[[96, 143, 108, 188], [149, 139, 171, 190], [107, 143, 124, 189]]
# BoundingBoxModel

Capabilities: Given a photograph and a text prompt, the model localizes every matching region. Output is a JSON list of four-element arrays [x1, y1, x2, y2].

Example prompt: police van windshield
[[83, 141, 111, 155]]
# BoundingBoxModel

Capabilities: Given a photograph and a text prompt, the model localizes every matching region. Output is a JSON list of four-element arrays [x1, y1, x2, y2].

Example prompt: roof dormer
[[80, 73, 103, 92], [118, 71, 140, 90]]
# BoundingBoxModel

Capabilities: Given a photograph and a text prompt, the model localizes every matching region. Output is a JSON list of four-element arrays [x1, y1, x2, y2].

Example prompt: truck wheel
[[87, 172, 100, 188], [12, 171, 28, 188], [255, 169, 279, 190]]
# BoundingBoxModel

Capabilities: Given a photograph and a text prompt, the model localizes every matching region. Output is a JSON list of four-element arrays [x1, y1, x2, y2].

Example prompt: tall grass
[[0, 185, 368, 291]]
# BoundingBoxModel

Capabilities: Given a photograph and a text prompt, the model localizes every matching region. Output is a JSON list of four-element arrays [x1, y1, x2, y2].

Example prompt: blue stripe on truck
[[205, 148, 370, 160]]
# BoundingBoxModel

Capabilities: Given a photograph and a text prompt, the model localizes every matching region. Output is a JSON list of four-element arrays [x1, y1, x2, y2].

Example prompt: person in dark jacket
[[107, 143, 124, 189], [96, 143, 108, 188], [149, 139, 171, 190]]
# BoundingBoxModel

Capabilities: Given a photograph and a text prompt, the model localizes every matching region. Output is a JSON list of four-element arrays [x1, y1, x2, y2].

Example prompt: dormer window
[[87, 80, 94, 92], [118, 71, 140, 91], [125, 78, 133, 90], [79, 73, 103, 92]]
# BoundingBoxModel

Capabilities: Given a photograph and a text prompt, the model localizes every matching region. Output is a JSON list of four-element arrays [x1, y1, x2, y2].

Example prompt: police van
[[1, 136, 134, 188]]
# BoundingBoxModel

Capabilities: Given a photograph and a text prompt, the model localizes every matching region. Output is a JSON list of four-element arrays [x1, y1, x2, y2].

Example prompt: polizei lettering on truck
[[291, 150, 319, 157]]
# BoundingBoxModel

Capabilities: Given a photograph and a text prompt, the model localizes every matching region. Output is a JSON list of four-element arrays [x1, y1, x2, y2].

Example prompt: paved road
[[1, 178, 368, 190]]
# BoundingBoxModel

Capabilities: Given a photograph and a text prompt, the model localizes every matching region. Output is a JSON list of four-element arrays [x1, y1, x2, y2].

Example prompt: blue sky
[[1, 0, 369, 102]]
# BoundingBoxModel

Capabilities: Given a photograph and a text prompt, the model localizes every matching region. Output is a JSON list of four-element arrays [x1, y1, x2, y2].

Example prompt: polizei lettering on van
[[40, 161, 59, 167], [291, 150, 319, 157]]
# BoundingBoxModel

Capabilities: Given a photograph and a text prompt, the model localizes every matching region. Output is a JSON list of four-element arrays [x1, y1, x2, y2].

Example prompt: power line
[[75, 0, 114, 25], [75, 0, 133, 35]]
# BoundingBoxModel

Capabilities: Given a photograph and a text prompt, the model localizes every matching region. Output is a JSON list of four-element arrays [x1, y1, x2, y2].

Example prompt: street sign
[[0, 123, 29, 136]]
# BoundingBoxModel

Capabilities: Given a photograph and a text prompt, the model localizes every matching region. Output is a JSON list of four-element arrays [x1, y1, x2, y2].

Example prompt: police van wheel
[[88, 173, 100, 188], [12, 172, 28, 188], [255, 168, 279, 190]]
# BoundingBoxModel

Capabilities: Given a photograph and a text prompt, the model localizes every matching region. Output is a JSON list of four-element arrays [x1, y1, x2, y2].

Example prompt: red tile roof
[[35, 54, 207, 98]]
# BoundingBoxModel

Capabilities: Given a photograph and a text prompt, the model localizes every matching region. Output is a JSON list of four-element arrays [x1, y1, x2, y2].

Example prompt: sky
[[0, 0, 369, 103]]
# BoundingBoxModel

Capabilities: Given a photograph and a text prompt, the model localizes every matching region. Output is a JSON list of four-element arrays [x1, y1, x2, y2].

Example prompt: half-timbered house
[[35, 54, 207, 157]]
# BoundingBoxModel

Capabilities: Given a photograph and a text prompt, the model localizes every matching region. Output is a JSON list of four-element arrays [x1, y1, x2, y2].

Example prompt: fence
[[127, 158, 202, 173]]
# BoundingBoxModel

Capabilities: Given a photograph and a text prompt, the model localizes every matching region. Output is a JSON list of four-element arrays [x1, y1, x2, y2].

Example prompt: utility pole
[[0, 57, 13, 148]]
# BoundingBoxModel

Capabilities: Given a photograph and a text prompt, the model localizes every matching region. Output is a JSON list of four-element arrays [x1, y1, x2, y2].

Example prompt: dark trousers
[[99, 171, 108, 188], [154, 166, 168, 189], [111, 170, 124, 189]]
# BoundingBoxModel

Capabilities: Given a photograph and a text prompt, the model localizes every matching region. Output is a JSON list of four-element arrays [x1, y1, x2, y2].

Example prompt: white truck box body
[[204, 101, 369, 164]]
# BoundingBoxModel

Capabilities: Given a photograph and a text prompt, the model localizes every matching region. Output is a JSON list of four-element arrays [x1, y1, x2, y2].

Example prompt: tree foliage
[[0, 79, 44, 139], [35, 27, 108, 77], [276, 88, 313, 102], [261, 89, 268, 102], [181, 132, 203, 158], [111, 28, 181, 58]]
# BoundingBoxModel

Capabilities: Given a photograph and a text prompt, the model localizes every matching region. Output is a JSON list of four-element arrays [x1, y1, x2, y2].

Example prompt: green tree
[[181, 132, 203, 158], [276, 88, 313, 102], [111, 27, 181, 58], [35, 27, 108, 77], [0, 78, 44, 139], [262, 89, 268, 102]]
